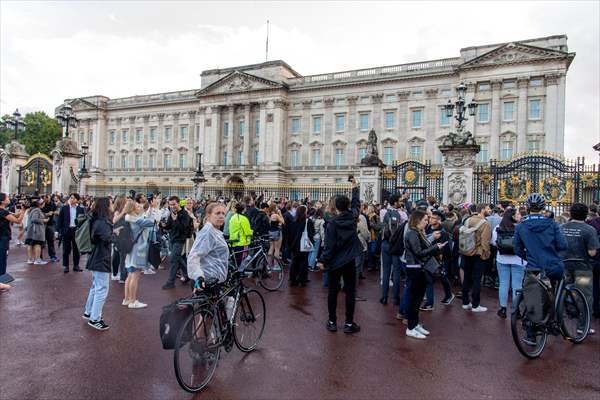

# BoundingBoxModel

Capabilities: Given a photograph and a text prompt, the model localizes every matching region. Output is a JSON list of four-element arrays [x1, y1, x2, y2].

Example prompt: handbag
[[300, 219, 314, 253], [423, 256, 442, 277]]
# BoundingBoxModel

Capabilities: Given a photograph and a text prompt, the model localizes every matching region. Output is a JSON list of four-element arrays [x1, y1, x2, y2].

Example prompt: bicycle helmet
[[525, 193, 546, 211]]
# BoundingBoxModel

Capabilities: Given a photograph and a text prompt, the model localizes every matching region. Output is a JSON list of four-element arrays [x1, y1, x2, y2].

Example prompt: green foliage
[[0, 114, 15, 148], [19, 111, 62, 156]]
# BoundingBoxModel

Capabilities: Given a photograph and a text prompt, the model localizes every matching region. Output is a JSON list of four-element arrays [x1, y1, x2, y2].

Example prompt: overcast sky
[[1, 0, 598, 160]]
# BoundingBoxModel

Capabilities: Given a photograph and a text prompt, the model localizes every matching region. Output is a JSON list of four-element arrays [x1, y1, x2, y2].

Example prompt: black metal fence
[[381, 160, 443, 203]]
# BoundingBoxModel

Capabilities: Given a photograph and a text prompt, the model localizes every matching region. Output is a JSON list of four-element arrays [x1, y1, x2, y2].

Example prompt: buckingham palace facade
[[61, 34, 574, 190]]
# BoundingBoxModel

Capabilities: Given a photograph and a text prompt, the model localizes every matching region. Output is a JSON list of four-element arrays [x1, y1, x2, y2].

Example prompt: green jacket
[[229, 213, 253, 247]]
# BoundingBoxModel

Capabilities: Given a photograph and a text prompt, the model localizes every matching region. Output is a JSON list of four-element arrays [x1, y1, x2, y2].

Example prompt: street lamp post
[[441, 83, 478, 146], [1, 109, 27, 141], [55, 103, 79, 138], [191, 152, 207, 199], [78, 143, 90, 193]]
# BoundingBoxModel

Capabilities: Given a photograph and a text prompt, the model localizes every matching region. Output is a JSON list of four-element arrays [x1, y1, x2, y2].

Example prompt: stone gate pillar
[[51, 138, 82, 194], [359, 166, 382, 204], [439, 144, 480, 206], [0, 141, 29, 194]]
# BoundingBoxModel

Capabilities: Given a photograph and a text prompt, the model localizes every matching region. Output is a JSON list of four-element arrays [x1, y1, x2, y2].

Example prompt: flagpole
[[265, 20, 269, 62]]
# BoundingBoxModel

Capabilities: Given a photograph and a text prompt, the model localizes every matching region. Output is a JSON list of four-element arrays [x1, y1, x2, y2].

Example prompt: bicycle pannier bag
[[521, 272, 552, 324], [300, 220, 314, 253], [458, 218, 485, 255], [159, 301, 192, 350]]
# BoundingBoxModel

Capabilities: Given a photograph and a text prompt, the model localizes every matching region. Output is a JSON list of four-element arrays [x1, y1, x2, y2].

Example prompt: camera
[[347, 175, 354, 183]]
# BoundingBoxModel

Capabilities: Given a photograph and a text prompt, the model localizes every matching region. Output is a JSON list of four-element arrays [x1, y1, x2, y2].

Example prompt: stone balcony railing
[[287, 57, 462, 87]]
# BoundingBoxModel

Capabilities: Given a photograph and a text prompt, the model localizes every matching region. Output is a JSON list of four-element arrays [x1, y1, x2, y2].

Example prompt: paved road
[[1, 242, 599, 400]]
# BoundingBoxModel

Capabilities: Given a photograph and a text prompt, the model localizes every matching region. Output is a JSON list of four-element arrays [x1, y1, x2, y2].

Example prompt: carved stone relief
[[448, 173, 468, 205]]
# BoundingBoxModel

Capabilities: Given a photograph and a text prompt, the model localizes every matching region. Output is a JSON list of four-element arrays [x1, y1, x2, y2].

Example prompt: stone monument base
[[439, 144, 480, 206]]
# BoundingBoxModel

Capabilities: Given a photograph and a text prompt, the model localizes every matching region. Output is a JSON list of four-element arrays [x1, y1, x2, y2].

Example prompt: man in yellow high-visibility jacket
[[229, 203, 253, 267]]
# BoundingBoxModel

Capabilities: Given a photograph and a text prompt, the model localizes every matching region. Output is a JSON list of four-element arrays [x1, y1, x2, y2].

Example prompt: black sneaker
[[441, 294, 455, 305], [420, 304, 434, 311], [162, 283, 175, 290], [82, 313, 90, 320], [326, 321, 337, 332], [343, 322, 360, 334], [497, 307, 507, 319], [88, 319, 110, 331]]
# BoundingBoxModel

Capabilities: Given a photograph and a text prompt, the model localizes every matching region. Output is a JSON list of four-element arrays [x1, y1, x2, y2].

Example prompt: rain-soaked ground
[[1, 239, 599, 400]]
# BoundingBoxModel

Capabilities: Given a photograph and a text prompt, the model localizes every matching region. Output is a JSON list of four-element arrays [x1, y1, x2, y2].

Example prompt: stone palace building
[[61, 34, 574, 191]]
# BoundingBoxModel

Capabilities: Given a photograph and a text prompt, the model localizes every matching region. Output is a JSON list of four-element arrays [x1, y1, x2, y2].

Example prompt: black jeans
[[327, 261, 356, 325], [112, 247, 128, 280], [592, 262, 599, 316], [406, 268, 427, 330], [45, 225, 56, 259], [62, 227, 80, 269], [166, 241, 187, 285], [290, 251, 309, 284], [0, 237, 9, 276], [462, 254, 486, 308]]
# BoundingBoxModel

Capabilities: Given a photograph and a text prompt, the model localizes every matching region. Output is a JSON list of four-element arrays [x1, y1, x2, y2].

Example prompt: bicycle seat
[[204, 277, 220, 288]]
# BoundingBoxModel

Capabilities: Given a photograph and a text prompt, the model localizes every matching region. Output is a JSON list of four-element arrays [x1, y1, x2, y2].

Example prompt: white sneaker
[[26, 259, 34, 264], [415, 324, 430, 336], [462, 303, 472, 310], [143, 268, 156, 275], [471, 305, 488, 313], [128, 300, 147, 309], [406, 328, 426, 340], [111, 275, 120, 281], [34, 259, 48, 265], [122, 299, 130, 306]]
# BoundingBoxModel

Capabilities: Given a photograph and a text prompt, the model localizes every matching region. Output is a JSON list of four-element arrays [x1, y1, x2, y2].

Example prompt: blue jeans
[[0, 237, 9, 276], [399, 276, 411, 315], [367, 240, 378, 269], [381, 241, 402, 303], [85, 271, 110, 322], [308, 238, 321, 268], [497, 261, 525, 309], [425, 260, 453, 306]]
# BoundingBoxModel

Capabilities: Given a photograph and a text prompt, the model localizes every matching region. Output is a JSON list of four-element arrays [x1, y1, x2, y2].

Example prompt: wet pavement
[[1, 240, 599, 400]]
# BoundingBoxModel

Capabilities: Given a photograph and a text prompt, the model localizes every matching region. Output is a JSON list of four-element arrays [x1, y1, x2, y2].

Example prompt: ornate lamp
[[55, 103, 79, 138], [1, 109, 27, 140]]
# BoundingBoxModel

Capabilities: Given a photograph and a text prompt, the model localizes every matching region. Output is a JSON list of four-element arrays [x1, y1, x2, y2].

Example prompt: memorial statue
[[360, 129, 385, 167]]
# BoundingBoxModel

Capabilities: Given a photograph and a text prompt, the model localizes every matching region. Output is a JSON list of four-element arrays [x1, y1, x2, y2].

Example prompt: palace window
[[78, 131, 84, 144], [440, 108, 450, 126], [411, 110, 422, 129], [530, 78, 543, 87], [223, 121, 229, 138], [358, 147, 367, 162], [108, 155, 114, 170], [503, 80, 516, 89], [384, 146, 394, 165], [291, 118, 300, 134], [149, 154, 156, 169], [478, 83, 490, 91], [503, 102, 514, 121], [386, 95, 397, 102], [311, 149, 321, 166], [385, 111, 395, 129], [121, 155, 127, 169], [109, 131, 115, 145], [135, 155, 141, 171], [291, 150, 299, 167], [529, 100, 541, 120], [410, 144, 422, 160], [254, 150, 259, 165], [478, 104, 490, 123], [238, 151, 244, 165], [180, 126, 188, 141], [164, 154, 172, 169], [255, 120, 260, 137], [359, 113, 369, 131], [477, 143, 489, 163], [335, 114, 345, 132], [313, 116, 322, 134], [239, 121, 245, 138], [335, 149, 345, 167], [223, 151, 228, 166], [135, 129, 143, 143], [528, 140, 541, 152], [164, 127, 171, 142], [501, 141, 514, 160], [150, 127, 157, 143], [179, 153, 187, 169], [122, 130, 128, 144]]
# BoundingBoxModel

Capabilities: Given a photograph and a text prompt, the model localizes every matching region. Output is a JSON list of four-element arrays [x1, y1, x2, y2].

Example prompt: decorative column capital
[[491, 79, 503, 91], [346, 96, 359, 105], [545, 73, 561, 86], [371, 93, 384, 103], [425, 89, 438, 98], [301, 100, 312, 109], [128, 116, 136, 123], [156, 113, 165, 121], [324, 97, 335, 107], [517, 76, 530, 88], [397, 91, 410, 100]]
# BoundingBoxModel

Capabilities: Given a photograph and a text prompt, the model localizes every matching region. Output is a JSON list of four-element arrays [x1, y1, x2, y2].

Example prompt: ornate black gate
[[473, 154, 598, 214], [18, 153, 53, 195], [381, 160, 443, 203]]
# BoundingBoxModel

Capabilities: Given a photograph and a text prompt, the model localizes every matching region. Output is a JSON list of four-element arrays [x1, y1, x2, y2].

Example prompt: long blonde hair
[[113, 194, 127, 213], [122, 199, 140, 216]]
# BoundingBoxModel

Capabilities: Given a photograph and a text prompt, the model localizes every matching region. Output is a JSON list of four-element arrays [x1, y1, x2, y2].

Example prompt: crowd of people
[[1, 185, 599, 341]]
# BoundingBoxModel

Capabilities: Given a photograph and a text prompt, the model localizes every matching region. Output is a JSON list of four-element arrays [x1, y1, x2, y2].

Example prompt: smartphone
[[347, 175, 354, 183]]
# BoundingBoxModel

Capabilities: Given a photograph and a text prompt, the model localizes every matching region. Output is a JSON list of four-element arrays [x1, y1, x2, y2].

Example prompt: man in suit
[[56, 193, 85, 273]]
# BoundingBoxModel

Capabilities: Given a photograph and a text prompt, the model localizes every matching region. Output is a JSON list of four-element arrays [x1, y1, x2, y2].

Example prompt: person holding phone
[[403, 209, 446, 340], [0, 193, 25, 283]]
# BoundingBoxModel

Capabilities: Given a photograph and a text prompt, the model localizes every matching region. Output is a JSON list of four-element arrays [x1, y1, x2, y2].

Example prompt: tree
[[20, 111, 62, 156], [0, 114, 14, 148]]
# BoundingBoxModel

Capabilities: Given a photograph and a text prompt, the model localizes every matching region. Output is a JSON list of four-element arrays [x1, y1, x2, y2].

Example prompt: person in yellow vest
[[229, 203, 253, 268]]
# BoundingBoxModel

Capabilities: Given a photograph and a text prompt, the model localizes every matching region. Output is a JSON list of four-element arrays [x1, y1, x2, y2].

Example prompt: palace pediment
[[195, 71, 286, 97], [67, 98, 99, 111], [460, 42, 575, 70]]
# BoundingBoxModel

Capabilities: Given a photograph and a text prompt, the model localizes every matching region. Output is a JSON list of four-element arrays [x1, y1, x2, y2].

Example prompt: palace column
[[544, 73, 560, 153], [227, 105, 235, 166], [243, 104, 251, 166], [397, 91, 410, 160], [258, 101, 268, 166], [516, 77, 529, 153], [489, 80, 502, 160]]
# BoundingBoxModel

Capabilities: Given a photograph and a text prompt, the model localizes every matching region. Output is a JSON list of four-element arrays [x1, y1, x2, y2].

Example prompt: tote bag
[[300, 219, 314, 253]]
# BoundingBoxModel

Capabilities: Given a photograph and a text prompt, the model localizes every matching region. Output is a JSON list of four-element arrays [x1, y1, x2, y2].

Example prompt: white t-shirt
[[493, 227, 527, 267]]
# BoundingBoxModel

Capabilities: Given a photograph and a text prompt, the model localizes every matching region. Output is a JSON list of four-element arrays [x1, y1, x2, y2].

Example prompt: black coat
[[164, 209, 192, 243], [288, 217, 315, 255], [56, 204, 85, 236], [320, 187, 362, 270], [404, 228, 440, 266], [86, 217, 116, 273]]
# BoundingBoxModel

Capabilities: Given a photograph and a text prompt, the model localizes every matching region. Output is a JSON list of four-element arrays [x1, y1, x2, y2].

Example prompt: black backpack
[[389, 221, 407, 256], [159, 301, 192, 350], [496, 227, 516, 255], [116, 220, 143, 255], [383, 209, 402, 240]]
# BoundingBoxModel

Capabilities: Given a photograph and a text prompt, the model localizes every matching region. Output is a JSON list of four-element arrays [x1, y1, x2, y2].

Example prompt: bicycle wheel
[[511, 293, 548, 359], [233, 289, 266, 352], [258, 254, 285, 291], [174, 309, 221, 393], [558, 286, 590, 344]]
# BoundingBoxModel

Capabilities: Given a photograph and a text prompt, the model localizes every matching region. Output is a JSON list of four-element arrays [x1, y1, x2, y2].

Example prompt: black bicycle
[[511, 268, 590, 359], [173, 270, 266, 393], [230, 236, 285, 291]]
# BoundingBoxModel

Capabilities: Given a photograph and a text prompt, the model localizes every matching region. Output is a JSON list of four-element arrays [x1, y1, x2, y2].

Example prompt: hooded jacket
[[514, 213, 568, 276], [320, 187, 362, 270]]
